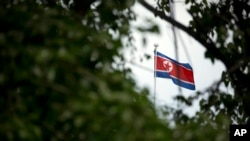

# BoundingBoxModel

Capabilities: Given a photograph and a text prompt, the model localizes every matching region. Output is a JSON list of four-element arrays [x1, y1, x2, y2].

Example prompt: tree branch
[[138, 0, 230, 68]]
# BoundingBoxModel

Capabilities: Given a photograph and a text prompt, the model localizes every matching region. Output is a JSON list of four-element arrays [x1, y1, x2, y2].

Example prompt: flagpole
[[154, 44, 158, 108]]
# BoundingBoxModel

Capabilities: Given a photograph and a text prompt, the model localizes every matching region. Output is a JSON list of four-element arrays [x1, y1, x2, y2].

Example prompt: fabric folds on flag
[[155, 51, 195, 90]]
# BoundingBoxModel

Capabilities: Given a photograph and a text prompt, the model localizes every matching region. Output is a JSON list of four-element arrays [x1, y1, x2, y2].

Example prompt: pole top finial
[[154, 44, 158, 53], [154, 44, 159, 48]]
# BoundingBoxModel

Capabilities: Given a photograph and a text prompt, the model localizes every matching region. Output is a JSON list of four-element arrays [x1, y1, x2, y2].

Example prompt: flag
[[155, 51, 195, 90]]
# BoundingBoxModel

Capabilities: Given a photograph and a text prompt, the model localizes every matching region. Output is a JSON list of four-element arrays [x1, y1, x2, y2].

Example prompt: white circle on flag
[[163, 60, 173, 72]]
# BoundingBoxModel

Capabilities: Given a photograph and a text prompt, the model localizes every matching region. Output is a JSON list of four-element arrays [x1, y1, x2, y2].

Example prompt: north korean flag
[[155, 51, 195, 90]]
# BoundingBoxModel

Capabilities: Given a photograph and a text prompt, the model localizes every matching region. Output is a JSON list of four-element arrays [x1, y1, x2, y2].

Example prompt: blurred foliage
[[154, 0, 250, 140], [0, 0, 172, 140], [2, 0, 250, 140]]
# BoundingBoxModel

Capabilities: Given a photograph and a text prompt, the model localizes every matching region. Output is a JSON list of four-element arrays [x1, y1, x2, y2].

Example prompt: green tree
[[2, 0, 250, 140], [138, 0, 250, 140], [0, 0, 171, 140]]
